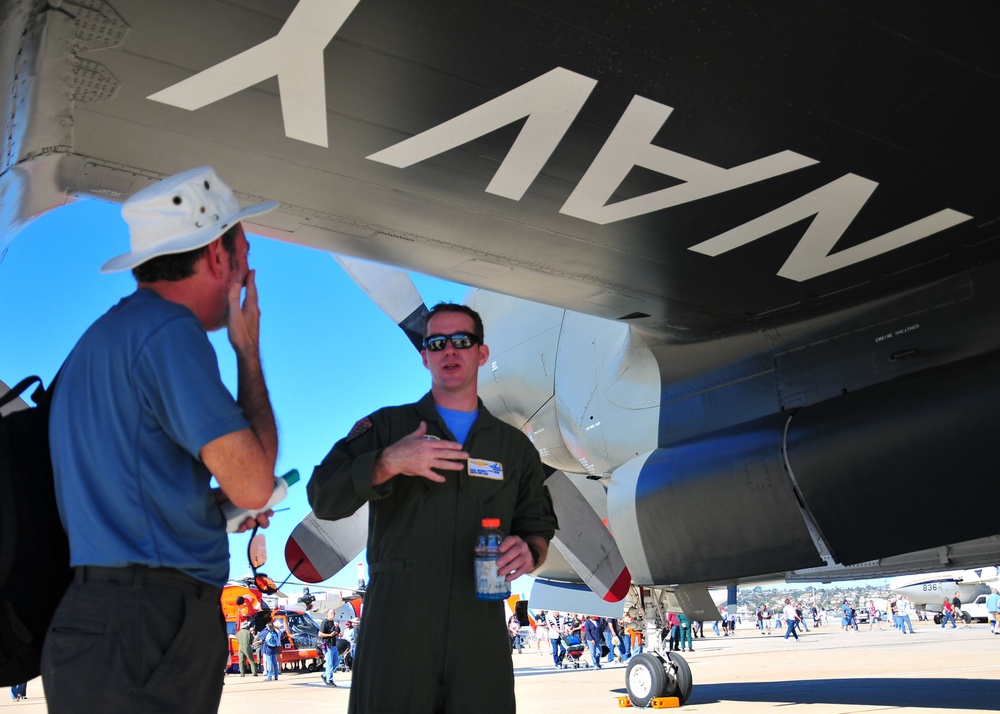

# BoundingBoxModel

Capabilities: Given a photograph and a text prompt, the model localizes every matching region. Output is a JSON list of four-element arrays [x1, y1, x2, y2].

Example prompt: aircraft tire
[[626, 652, 694, 707], [626, 653, 668, 707], [665, 651, 693, 705]]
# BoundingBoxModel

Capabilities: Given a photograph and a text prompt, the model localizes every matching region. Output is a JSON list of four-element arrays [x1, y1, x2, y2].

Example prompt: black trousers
[[41, 565, 226, 713]]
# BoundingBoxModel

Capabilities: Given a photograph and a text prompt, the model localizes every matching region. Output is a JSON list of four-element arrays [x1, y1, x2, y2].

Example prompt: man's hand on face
[[373, 421, 467, 485], [228, 268, 261, 356]]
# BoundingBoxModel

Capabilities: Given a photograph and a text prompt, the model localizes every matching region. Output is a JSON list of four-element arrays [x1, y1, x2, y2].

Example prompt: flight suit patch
[[468, 458, 503, 480], [346, 417, 373, 441]]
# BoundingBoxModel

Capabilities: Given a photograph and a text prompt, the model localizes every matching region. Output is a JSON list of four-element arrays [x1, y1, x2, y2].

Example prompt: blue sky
[[0, 198, 468, 591]]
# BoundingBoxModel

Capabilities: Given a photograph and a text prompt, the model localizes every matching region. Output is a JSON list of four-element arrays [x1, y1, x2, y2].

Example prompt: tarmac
[[4, 619, 999, 711]]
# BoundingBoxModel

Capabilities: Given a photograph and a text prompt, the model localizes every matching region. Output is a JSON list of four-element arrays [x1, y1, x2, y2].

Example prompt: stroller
[[334, 638, 353, 672], [556, 633, 589, 669]]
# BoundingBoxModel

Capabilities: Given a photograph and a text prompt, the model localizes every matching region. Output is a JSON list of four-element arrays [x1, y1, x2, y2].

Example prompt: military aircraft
[[3, 0, 998, 705], [888, 567, 998, 616]]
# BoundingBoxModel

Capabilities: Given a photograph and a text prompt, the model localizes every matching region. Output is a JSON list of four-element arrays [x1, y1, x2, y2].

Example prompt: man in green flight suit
[[308, 302, 558, 714], [235, 621, 258, 676]]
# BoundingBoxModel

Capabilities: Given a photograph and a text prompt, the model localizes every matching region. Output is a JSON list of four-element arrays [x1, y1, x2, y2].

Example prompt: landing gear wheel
[[625, 652, 693, 707], [664, 651, 693, 705], [626, 653, 667, 708]]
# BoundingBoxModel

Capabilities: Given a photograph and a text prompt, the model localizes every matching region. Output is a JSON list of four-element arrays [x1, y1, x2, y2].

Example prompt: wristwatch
[[527, 542, 541, 569]]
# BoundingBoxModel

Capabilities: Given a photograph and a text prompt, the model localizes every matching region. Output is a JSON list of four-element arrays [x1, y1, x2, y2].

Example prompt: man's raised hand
[[373, 421, 467, 485]]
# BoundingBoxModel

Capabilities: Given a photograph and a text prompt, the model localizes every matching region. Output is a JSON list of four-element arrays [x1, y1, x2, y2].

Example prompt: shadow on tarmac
[[686, 678, 1000, 709]]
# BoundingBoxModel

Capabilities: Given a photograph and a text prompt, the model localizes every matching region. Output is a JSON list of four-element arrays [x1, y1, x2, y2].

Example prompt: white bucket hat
[[100, 166, 278, 273]]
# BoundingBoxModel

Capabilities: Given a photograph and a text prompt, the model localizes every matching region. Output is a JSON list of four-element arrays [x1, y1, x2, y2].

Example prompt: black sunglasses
[[422, 333, 481, 352]]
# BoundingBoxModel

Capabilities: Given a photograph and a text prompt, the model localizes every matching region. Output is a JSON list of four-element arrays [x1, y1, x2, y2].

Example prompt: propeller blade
[[284, 505, 369, 583], [334, 256, 428, 351], [546, 471, 632, 602]]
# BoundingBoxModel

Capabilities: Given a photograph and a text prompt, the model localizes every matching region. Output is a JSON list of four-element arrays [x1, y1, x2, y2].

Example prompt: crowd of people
[[231, 608, 358, 685], [742, 589, 1000, 636], [523, 609, 716, 668], [527, 611, 642, 668], [754, 600, 815, 637], [333, 582, 1000, 682], [513, 584, 1000, 673]]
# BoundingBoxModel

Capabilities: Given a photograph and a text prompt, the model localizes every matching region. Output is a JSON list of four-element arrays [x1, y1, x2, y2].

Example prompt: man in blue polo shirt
[[41, 167, 280, 713]]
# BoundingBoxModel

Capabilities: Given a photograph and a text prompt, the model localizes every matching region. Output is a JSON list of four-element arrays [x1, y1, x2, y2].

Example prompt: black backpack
[[0, 376, 72, 685]]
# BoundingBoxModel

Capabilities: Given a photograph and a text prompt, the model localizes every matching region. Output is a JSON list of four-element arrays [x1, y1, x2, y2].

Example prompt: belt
[[74, 564, 216, 596]]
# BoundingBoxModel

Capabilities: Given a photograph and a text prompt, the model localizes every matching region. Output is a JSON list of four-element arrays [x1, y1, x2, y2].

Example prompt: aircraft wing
[[3, 0, 997, 340], [785, 537, 1000, 584]]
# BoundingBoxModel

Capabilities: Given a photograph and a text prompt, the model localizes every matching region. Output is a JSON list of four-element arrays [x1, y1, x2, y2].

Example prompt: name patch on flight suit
[[468, 458, 503, 480]]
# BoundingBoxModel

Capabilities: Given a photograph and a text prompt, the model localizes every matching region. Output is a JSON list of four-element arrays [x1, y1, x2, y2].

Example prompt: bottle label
[[474, 557, 510, 600]]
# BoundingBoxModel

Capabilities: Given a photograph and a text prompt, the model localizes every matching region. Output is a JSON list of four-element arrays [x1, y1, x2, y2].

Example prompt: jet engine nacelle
[[608, 415, 823, 585], [609, 351, 1000, 586], [471, 290, 660, 478]]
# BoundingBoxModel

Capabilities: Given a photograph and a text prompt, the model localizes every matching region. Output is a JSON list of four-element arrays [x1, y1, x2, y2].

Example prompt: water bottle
[[474, 517, 510, 601], [220, 469, 300, 532]]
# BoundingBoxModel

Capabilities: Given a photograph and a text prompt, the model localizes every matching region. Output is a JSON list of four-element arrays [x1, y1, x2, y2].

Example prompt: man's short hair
[[423, 302, 484, 342], [131, 223, 241, 282]]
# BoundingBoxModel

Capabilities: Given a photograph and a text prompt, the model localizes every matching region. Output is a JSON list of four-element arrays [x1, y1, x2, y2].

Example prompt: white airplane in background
[[3, 0, 999, 705], [889, 568, 998, 614]]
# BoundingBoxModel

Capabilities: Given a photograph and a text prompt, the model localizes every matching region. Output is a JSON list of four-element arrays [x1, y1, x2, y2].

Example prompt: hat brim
[[100, 201, 278, 274]]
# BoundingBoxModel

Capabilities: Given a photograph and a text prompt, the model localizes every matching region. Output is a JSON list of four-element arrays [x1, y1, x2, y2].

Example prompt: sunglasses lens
[[424, 336, 447, 351], [451, 334, 474, 349]]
